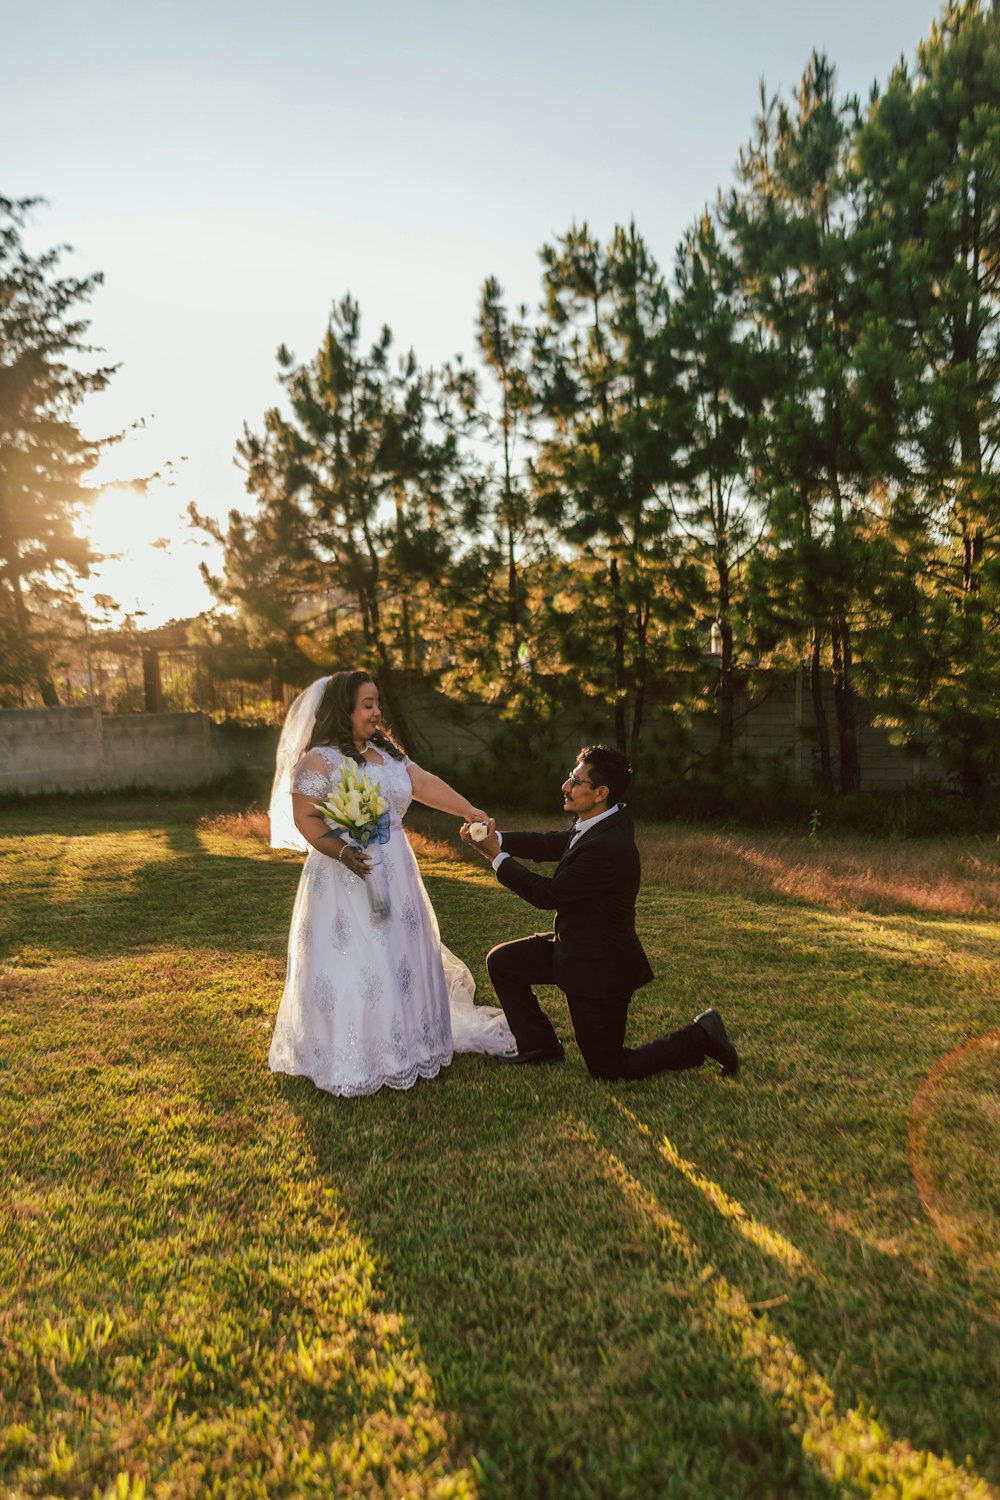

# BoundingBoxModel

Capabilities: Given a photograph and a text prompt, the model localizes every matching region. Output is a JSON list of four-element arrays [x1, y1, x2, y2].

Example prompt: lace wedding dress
[[269, 741, 513, 1097]]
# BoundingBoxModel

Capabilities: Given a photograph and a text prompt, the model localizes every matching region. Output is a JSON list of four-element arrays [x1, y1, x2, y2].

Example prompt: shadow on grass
[[280, 1035, 999, 1496], [280, 1062, 847, 1498], [1, 977, 480, 1495], [587, 1084, 1000, 1486], [4, 807, 998, 1494], [274, 862, 1000, 1493], [2, 820, 302, 963]]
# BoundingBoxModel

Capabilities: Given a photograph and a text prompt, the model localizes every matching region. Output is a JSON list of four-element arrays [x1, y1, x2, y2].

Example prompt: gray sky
[[5, 0, 938, 623]]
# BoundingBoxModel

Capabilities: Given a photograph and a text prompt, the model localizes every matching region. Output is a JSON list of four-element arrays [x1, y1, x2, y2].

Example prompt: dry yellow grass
[[5, 801, 1000, 1494], [200, 808, 1000, 918], [198, 808, 272, 841], [200, 808, 459, 863], [633, 822, 1000, 917]]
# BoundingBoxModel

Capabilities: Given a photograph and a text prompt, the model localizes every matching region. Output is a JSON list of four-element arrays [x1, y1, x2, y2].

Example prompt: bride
[[268, 671, 514, 1096]]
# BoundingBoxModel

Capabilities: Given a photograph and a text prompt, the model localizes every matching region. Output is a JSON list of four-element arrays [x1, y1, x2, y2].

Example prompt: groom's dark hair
[[578, 745, 631, 805]]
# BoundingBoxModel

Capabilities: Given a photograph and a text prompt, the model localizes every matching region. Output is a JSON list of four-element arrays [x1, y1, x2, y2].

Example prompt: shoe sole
[[695, 1009, 739, 1079]]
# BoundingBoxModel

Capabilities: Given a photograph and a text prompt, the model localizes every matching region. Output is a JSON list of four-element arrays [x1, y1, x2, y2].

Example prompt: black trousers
[[486, 935, 708, 1081]]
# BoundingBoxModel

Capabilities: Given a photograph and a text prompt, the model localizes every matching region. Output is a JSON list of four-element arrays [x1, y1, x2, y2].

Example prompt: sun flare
[[86, 485, 168, 561], [82, 485, 213, 625]]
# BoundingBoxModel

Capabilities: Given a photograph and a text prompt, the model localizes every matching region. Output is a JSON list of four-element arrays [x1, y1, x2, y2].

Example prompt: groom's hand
[[460, 817, 501, 860]]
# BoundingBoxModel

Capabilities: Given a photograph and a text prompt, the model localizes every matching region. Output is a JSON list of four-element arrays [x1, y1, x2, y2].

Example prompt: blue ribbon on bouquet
[[330, 810, 390, 850]]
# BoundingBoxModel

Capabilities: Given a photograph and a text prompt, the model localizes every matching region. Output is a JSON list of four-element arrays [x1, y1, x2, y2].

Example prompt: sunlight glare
[[81, 484, 216, 626], [86, 485, 167, 560]]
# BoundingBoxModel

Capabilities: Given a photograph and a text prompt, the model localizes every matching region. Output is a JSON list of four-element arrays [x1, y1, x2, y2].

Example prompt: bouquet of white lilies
[[315, 760, 389, 848], [315, 760, 393, 920]]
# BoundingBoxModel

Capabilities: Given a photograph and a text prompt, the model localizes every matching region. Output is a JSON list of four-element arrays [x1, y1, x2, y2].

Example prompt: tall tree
[[469, 277, 534, 679], [669, 210, 770, 767], [0, 196, 116, 704], [858, 0, 1000, 795], [531, 222, 684, 756], [203, 297, 460, 747], [437, 277, 557, 718], [725, 59, 875, 794]]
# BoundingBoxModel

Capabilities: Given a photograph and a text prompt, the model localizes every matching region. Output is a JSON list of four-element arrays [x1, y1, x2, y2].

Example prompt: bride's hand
[[338, 843, 370, 877], [467, 806, 489, 824]]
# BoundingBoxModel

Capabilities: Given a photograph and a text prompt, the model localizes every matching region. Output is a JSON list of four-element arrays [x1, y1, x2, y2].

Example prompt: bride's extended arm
[[407, 764, 487, 822]]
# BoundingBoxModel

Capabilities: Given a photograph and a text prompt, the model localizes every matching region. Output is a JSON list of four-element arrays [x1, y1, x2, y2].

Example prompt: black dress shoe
[[694, 1008, 739, 1078], [494, 1043, 566, 1066]]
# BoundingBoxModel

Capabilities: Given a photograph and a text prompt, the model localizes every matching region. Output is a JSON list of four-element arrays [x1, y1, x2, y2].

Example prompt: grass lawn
[[1, 797, 998, 1498]]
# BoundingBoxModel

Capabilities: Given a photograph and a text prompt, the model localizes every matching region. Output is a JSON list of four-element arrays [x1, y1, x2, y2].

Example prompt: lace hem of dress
[[271, 1050, 453, 1098]]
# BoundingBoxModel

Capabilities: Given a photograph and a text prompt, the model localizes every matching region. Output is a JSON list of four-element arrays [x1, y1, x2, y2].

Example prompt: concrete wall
[[0, 676, 943, 797], [0, 709, 278, 795], [732, 676, 940, 791]]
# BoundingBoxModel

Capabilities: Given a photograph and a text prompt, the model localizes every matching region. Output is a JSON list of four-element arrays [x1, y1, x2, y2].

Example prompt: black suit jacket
[[496, 808, 654, 1001]]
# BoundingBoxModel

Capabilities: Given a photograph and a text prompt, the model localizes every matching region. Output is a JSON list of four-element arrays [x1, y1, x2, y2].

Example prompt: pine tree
[[858, 0, 1000, 795], [202, 297, 460, 747], [0, 197, 117, 704], [669, 210, 771, 767], [434, 276, 549, 711], [531, 223, 682, 755], [725, 59, 877, 794]]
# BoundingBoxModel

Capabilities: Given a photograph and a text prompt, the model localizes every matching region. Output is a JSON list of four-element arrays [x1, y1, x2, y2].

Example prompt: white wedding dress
[[268, 741, 513, 1097]]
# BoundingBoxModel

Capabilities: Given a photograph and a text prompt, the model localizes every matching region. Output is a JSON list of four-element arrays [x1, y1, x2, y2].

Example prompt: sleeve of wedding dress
[[291, 748, 335, 799]]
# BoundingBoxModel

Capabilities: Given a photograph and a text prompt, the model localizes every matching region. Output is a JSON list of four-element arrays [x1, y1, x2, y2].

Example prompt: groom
[[461, 745, 739, 1081]]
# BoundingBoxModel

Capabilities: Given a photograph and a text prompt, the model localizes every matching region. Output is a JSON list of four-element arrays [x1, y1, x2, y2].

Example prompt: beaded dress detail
[[269, 743, 513, 1096]]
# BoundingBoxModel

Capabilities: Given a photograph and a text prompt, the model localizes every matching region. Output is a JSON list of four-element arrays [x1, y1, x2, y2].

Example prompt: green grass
[[1, 801, 998, 1499]]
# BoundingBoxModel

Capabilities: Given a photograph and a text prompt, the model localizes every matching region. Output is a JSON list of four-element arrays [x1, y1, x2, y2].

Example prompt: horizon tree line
[[3, 0, 997, 796]]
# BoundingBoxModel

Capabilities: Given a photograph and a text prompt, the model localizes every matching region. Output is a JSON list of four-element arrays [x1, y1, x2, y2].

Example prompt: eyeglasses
[[565, 772, 592, 789]]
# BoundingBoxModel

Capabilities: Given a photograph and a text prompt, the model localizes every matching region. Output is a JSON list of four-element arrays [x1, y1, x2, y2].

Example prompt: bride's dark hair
[[306, 670, 406, 763]]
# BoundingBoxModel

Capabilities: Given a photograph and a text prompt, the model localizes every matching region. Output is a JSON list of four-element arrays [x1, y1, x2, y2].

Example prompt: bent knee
[[486, 943, 509, 976], [486, 940, 529, 980]]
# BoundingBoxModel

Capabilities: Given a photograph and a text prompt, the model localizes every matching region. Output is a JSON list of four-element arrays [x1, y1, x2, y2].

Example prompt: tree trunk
[[831, 615, 860, 793], [394, 488, 414, 669], [10, 571, 59, 705], [954, 166, 986, 791], [502, 393, 521, 674], [959, 723, 987, 800], [716, 553, 734, 768], [628, 598, 650, 761], [810, 629, 834, 795], [374, 669, 417, 759], [366, 608, 419, 751], [718, 619, 735, 769], [142, 648, 163, 713], [609, 556, 628, 752], [506, 521, 519, 673], [630, 681, 645, 761]]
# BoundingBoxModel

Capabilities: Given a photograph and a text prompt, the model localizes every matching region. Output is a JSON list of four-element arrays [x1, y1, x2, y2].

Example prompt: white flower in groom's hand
[[468, 821, 489, 842]]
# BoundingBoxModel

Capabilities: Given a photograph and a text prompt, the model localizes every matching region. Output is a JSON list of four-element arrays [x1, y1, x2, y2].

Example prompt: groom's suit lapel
[[556, 808, 628, 867]]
